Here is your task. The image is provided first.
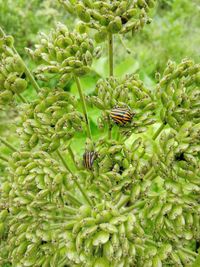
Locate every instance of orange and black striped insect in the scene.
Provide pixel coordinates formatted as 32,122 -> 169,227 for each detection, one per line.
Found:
110,106 -> 133,126
83,151 -> 98,170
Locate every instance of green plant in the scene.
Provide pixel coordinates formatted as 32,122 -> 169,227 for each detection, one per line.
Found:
0,1 -> 200,266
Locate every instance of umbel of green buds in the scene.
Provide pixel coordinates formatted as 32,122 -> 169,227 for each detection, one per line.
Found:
0,1 -> 200,266
158,59 -> 200,130
28,23 -> 100,85
0,149 -> 179,266
18,87 -> 83,152
0,53 -> 28,104
88,74 -> 157,135
0,33 -> 14,52
59,0 -> 156,41
143,125 -> 200,243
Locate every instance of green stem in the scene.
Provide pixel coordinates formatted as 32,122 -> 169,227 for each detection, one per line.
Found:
13,46 -> 40,93
68,145 -> 77,167
108,33 -> 114,76
0,155 -> 9,162
107,33 -> 114,138
0,26 -> 40,93
143,168 -> 156,180
16,93 -> 27,103
180,248 -> 198,257
139,123 -> 166,160
152,123 -> 165,141
119,35 -> 131,54
0,137 -> 17,152
107,115 -> 112,139
74,76 -> 92,140
56,150 -> 92,206
56,150 -> 71,173
121,200 -> 146,214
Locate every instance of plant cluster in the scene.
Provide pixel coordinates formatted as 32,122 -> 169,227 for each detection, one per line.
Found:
0,1 -> 200,267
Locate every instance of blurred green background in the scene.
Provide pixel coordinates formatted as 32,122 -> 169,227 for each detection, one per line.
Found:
0,0 -> 199,77
0,0 -> 199,173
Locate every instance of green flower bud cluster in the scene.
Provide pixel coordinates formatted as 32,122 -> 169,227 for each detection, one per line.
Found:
0,149 -> 175,267
0,150 -> 78,266
88,74 -> 157,134
0,35 -> 14,53
0,53 -> 28,104
18,87 -> 83,152
78,137 -> 151,201
138,126 -> 200,249
154,122 -> 200,178
28,23 -> 98,84
158,59 -> 200,130
59,0 -> 156,39
0,3 -> 200,266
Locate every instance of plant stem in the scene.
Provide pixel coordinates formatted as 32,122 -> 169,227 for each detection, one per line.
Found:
0,26 -> 40,93
119,35 -> 131,54
108,33 -> 114,76
139,123 -> 166,160
67,145 -> 77,167
107,33 -> 114,138
0,137 -> 17,152
143,168 -> 156,180
107,115 -> 112,139
180,247 -> 198,257
13,46 -> 40,93
56,150 -> 71,173
74,76 -> 92,140
16,93 -> 27,103
0,155 -> 9,162
56,150 -> 92,206
152,123 -> 165,141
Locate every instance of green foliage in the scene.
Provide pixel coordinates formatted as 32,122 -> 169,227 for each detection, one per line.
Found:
0,0 -> 71,56
123,0 -> 200,79
0,0 -> 199,267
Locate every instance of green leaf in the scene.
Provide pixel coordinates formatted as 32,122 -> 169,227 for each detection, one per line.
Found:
115,58 -> 139,77
192,254 -> 200,267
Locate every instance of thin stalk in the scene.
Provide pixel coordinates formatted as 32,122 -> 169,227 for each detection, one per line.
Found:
119,35 -> 131,54
0,155 -> 9,162
65,191 -> 83,206
121,200 -> 145,214
16,93 -> 27,103
107,115 -> 112,139
116,128 -> 120,141
67,145 -> 77,167
152,123 -> 165,141
0,137 -> 17,152
108,33 -> 114,138
0,26 -> 40,93
138,123 -> 166,160
56,150 -> 92,206
108,33 -> 114,76
13,46 -> 40,93
56,150 -> 71,173
74,76 -> 92,140
180,248 -> 198,257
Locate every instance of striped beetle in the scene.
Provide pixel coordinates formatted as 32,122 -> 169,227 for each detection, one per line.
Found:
110,106 -> 133,126
83,151 -> 98,170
